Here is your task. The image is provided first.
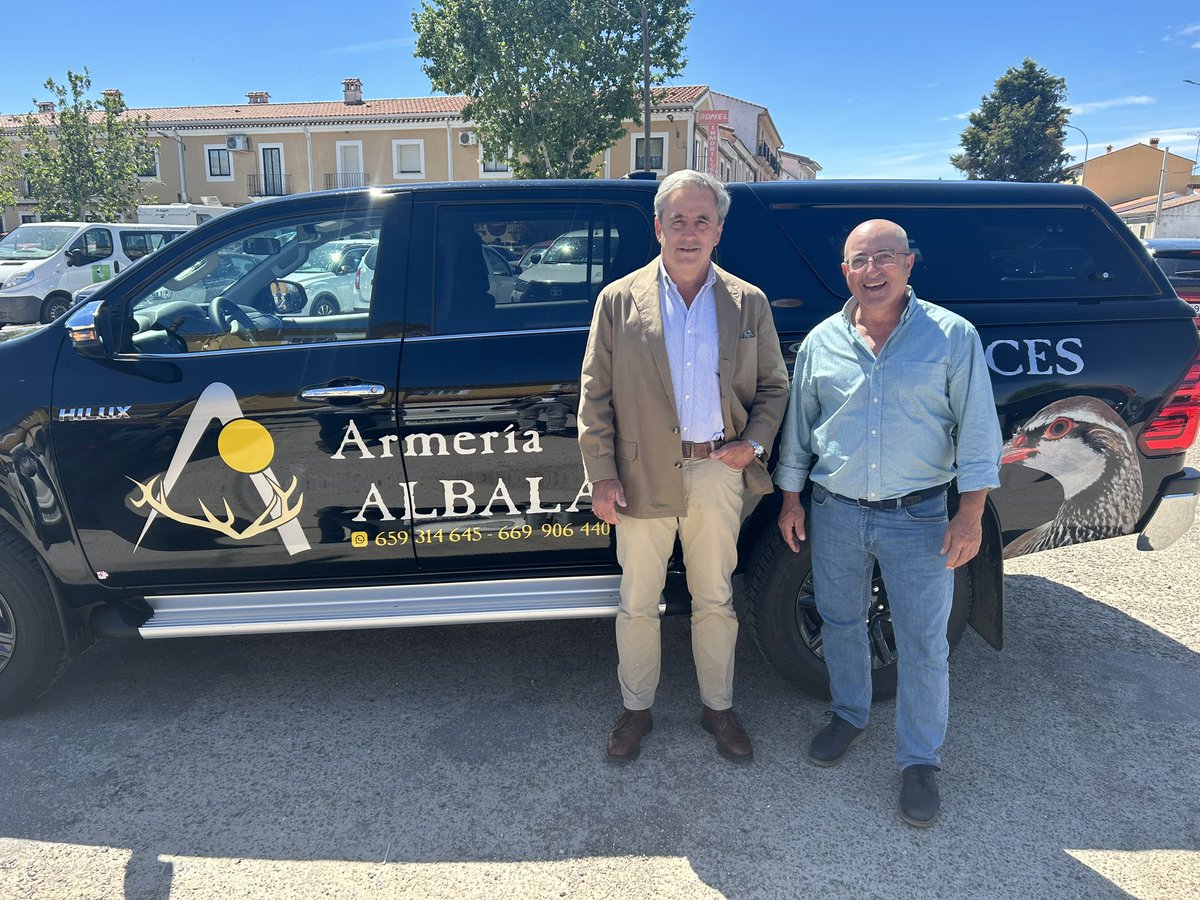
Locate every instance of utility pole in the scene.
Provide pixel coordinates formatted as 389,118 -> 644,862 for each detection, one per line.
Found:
1153,143 -> 1169,236
1064,123 -> 1089,186
641,1 -> 651,172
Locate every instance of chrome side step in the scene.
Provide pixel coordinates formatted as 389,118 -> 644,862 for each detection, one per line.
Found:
138,574 -> 637,638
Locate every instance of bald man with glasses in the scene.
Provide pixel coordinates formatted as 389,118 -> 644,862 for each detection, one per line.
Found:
774,219 -> 1002,827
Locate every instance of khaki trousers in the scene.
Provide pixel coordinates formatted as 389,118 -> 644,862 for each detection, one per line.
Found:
614,457 -> 744,711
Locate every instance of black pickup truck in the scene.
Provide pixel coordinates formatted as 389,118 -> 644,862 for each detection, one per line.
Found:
1,179 -> 1196,715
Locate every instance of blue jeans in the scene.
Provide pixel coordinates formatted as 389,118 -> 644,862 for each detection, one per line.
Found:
810,482 -> 953,770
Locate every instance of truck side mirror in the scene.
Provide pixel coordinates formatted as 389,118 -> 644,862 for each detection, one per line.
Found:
64,300 -> 110,358
269,279 -> 308,314
65,248 -> 85,267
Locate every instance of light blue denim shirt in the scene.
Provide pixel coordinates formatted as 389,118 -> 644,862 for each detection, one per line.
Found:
774,289 -> 1002,500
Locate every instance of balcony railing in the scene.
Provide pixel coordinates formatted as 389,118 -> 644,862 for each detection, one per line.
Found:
247,173 -> 292,197
324,172 -> 372,190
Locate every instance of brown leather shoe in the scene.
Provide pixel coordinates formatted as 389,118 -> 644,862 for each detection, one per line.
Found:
607,708 -> 653,763
701,705 -> 753,762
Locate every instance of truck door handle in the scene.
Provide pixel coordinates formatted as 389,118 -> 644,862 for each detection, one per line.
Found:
299,383 -> 387,401
113,261 -> 120,274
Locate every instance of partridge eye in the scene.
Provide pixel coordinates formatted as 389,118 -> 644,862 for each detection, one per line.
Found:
1044,417 -> 1073,439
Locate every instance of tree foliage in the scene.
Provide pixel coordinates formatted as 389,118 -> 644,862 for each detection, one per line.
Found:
11,69 -> 157,221
0,136 -> 17,211
413,0 -> 692,179
950,59 -> 1072,183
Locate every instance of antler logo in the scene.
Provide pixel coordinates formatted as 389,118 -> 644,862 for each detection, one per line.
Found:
129,382 -> 311,555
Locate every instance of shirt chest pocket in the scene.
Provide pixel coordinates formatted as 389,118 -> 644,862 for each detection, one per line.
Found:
896,361 -> 949,418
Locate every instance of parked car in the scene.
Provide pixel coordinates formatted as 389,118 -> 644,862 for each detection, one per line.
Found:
0,222 -> 189,324
516,239 -> 553,271
289,239 -> 376,316
353,244 -> 377,311
1145,238 -> 1200,323
511,229 -> 616,303
1,179 -> 1197,717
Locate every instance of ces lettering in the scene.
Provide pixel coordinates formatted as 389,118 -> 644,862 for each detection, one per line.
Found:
985,338 -> 1084,377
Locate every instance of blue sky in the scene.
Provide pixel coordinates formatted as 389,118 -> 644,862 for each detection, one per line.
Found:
4,0 -> 1199,179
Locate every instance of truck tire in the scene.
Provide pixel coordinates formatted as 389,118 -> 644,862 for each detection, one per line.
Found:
310,294 -> 339,317
0,533 -> 69,717
40,293 -> 74,324
745,526 -> 972,701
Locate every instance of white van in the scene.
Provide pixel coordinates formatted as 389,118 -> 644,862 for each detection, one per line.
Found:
0,222 -> 190,324
136,202 -> 232,227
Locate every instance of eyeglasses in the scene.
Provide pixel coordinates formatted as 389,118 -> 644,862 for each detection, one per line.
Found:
844,250 -> 910,271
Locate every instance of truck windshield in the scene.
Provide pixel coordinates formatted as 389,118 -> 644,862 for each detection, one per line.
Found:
0,224 -> 79,261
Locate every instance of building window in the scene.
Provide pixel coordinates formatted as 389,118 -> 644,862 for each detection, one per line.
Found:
205,146 -> 234,182
392,139 -> 424,179
480,148 -> 513,179
633,136 -> 664,171
138,148 -> 161,181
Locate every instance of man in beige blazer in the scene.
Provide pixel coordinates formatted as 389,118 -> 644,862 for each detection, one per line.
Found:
578,170 -> 788,763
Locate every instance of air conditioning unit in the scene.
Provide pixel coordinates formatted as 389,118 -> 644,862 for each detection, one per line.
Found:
458,131 -> 478,146
226,134 -> 251,152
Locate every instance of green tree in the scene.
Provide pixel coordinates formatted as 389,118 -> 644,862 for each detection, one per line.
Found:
0,136 -> 18,211
413,0 -> 692,179
950,58 -> 1072,182
14,69 -> 157,220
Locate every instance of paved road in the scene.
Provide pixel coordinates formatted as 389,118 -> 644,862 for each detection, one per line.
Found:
1,449 -> 1197,899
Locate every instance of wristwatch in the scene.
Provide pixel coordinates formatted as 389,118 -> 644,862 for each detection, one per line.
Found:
747,439 -> 765,459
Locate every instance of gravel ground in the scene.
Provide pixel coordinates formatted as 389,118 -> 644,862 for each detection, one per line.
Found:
0,448 -> 1196,899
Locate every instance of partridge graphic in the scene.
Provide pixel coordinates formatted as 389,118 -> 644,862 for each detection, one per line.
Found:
1001,397 -> 1143,559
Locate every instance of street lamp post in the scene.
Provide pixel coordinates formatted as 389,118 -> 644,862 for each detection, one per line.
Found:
1064,123 -> 1089,186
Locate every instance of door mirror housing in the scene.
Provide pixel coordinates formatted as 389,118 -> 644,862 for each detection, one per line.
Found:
65,248 -> 85,267
65,300 -> 112,358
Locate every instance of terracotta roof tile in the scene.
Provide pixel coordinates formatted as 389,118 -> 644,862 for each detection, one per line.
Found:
1,85 -> 710,129
1111,191 -> 1200,214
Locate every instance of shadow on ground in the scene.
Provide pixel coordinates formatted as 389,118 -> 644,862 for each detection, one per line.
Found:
1,573 -> 1196,898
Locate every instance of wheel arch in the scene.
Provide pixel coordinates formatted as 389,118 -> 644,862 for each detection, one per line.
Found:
40,290 -> 75,322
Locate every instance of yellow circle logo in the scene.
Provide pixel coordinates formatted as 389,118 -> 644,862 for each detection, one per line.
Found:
217,418 -> 275,474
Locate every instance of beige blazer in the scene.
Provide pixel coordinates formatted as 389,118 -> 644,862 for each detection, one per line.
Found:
578,258 -> 789,518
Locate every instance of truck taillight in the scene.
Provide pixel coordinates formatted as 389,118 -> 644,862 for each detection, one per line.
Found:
1138,352 -> 1200,456
355,268 -> 361,291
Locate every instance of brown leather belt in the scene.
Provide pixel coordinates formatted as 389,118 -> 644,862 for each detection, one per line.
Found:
681,439 -> 726,459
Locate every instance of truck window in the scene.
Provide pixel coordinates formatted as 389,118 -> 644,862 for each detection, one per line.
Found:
432,203 -> 652,335
123,211 -> 384,354
767,205 -> 1160,302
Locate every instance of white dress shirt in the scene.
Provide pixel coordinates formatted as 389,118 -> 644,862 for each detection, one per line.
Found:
659,260 -> 724,443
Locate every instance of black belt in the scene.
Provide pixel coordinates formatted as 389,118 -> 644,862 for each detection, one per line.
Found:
828,483 -> 948,511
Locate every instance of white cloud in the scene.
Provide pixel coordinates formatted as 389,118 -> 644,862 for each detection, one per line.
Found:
1069,95 -> 1155,115
1163,22 -> 1200,43
322,37 -> 413,54
937,109 -> 974,122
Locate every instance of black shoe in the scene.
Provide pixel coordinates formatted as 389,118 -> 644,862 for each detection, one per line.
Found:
899,764 -> 941,827
806,713 -> 866,767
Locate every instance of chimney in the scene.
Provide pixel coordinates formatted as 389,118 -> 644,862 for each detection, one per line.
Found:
102,89 -> 122,103
343,78 -> 363,105
1149,137 -> 1160,148
246,91 -> 270,105
36,101 -> 55,114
